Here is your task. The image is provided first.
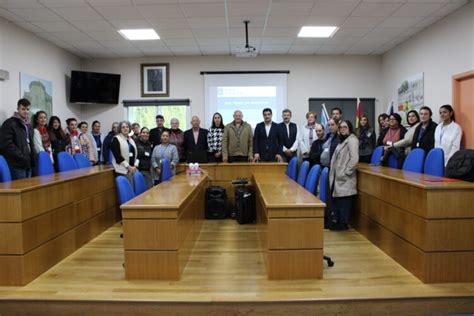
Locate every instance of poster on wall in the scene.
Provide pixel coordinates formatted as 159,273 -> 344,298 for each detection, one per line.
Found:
397,72 -> 424,125
20,72 -> 53,119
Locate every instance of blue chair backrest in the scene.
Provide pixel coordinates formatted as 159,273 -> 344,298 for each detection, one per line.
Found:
37,151 -> 54,176
74,153 -> 92,169
161,158 -> 172,182
297,160 -> 310,186
108,150 -> 113,165
387,153 -> 399,169
0,155 -> 12,182
133,171 -> 147,196
402,148 -> 425,173
57,152 -> 78,172
370,146 -> 384,165
424,148 -> 444,177
318,167 -> 329,203
286,156 -> 298,180
305,164 -> 321,195
115,176 -> 135,205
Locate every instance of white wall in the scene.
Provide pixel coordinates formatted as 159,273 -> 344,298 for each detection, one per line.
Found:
382,1 -> 474,123
82,55 -> 383,130
0,17 -> 81,123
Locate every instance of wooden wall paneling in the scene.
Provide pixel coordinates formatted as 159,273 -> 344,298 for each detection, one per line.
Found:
0,194 -> 22,222
124,251 -> 179,280
267,250 -> 323,280
268,218 -> 323,249
123,219 -> 178,250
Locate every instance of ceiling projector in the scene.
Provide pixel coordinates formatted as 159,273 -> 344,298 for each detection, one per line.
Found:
235,20 -> 257,58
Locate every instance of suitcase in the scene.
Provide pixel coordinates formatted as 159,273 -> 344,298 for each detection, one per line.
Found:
205,186 -> 227,219
235,187 -> 256,224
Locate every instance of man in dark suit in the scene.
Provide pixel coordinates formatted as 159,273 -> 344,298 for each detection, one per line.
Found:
184,115 -> 209,163
149,115 -> 168,147
277,108 -> 299,162
253,108 -> 283,162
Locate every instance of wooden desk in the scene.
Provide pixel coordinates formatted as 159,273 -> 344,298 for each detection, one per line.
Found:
254,173 -> 325,279
0,166 -> 119,285
353,163 -> 474,283
121,173 -> 207,280
122,163 -> 324,280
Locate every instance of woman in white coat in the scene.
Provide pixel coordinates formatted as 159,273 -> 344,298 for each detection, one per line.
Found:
434,104 -> 462,166
328,120 -> 359,231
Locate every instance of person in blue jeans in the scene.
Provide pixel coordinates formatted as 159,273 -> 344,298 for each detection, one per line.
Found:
0,98 -> 36,180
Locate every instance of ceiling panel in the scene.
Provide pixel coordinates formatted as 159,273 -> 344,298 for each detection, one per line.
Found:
0,0 -> 468,58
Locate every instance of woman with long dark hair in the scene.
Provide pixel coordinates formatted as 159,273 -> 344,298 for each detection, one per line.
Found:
32,111 -> 53,161
393,110 -> 420,155
135,127 -> 153,188
207,112 -> 225,162
47,116 -> 69,171
328,120 -> 359,231
434,104 -> 462,165
356,115 -> 375,163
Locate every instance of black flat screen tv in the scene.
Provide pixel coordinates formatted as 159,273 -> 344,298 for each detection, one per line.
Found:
70,70 -> 121,104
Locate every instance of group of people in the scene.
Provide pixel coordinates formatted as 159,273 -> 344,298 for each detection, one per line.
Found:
0,98 -> 464,232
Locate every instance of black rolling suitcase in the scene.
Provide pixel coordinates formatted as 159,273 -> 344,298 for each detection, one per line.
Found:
205,186 -> 227,219
235,187 -> 256,224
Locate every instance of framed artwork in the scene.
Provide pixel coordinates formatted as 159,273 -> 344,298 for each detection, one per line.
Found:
141,63 -> 169,97
20,72 -> 53,118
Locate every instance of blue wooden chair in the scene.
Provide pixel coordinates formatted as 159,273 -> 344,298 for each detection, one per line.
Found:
318,167 -> 329,203
0,155 -> 12,182
286,156 -> 298,180
370,146 -> 384,165
297,160 -> 310,186
37,151 -> 54,176
161,158 -> 172,182
402,148 -> 425,173
57,152 -> 78,172
304,164 -> 321,195
115,176 -> 135,205
74,153 -> 92,169
424,148 -> 444,177
133,171 -> 148,196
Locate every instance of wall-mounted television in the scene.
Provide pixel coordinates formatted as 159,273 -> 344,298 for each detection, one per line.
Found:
69,70 -> 121,104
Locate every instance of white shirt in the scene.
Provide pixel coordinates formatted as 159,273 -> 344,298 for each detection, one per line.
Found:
264,123 -> 272,137
434,121 -> 462,166
282,122 -> 299,152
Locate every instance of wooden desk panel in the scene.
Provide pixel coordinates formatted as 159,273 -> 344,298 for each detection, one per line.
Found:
0,166 -> 119,286
355,164 -> 474,283
122,173 -> 206,280
253,173 -> 325,280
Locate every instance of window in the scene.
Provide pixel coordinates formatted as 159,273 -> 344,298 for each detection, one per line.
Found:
124,99 -> 190,130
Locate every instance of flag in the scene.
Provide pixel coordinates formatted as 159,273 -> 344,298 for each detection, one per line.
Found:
355,98 -> 363,128
321,103 -> 330,128
386,101 -> 394,115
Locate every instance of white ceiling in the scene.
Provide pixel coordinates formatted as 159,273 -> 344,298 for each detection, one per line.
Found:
0,0 -> 470,58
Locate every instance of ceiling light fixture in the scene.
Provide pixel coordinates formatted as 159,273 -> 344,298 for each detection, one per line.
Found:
298,26 -> 338,38
118,29 -> 160,40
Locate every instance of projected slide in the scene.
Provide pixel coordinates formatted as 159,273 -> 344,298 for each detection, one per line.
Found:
217,86 -> 277,127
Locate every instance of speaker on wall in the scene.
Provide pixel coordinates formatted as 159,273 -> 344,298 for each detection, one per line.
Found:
206,186 -> 227,219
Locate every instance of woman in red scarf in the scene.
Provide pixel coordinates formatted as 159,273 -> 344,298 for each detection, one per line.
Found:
32,111 -> 53,162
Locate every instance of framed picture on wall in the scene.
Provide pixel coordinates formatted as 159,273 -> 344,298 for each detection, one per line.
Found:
140,63 -> 169,97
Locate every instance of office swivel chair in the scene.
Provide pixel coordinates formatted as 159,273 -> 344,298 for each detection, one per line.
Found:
318,167 -> 334,267
133,171 -> 148,196
57,152 -> 78,172
304,164 -> 321,195
73,153 -> 92,169
402,148 -> 425,173
297,160 -> 310,186
370,146 -> 384,165
286,156 -> 298,181
116,176 -> 136,239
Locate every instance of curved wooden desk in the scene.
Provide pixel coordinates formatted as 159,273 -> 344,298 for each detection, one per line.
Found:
121,163 -> 325,280
354,163 -> 474,283
0,166 -> 119,285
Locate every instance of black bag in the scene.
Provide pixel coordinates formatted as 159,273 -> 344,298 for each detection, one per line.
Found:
205,186 -> 227,219
445,149 -> 474,182
235,188 -> 256,224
